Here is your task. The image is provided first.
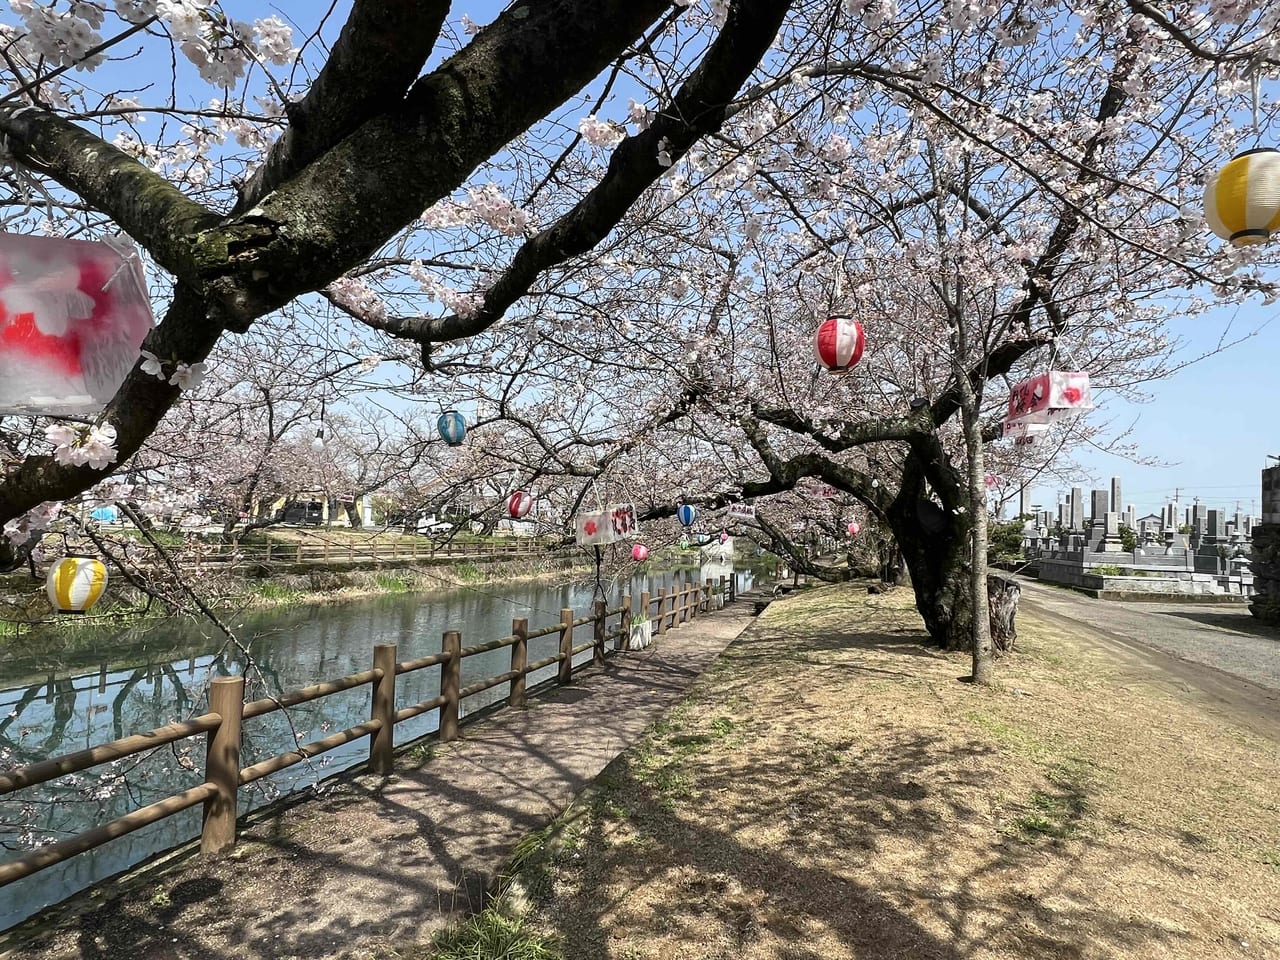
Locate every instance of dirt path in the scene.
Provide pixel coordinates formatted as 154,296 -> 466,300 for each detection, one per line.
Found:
3,606 -> 756,960
1017,578 -> 1280,740
517,584 -> 1280,960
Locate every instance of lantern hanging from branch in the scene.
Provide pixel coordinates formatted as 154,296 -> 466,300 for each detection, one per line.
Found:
631,543 -> 650,562
46,555 -> 107,614
813,316 -> 866,372
847,521 -> 861,536
437,410 -> 466,447
719,532 -> 729,544
1005,371 -> 1093,425
677,504 -> 697,527
0,233 -> 155,416
507,490 -> 533,519
1203,148 -> 1280,247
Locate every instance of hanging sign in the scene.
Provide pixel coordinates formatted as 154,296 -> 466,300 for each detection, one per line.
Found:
1001,418 -> 1050,447
728,503 -> 756,521
803,482 -> 840,500
1006,371 -> 1093,424
609,502 -> 637,536
0,233 -> 155,416
575,510 -> 617,546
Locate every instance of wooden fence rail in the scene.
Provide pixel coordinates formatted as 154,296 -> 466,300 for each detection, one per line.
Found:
193,538 -> 560,567
0,574 -> 732,890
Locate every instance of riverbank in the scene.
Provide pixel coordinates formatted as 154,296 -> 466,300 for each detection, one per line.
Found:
491,581 -> 1280,960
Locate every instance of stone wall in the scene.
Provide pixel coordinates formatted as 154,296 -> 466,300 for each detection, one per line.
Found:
1250,523 -> 1280,622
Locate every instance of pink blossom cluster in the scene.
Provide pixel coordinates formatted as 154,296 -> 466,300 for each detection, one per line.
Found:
46,422 -> 119,469
2,499 -> 61,547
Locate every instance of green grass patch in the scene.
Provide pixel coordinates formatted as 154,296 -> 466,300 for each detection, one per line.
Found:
453,562 -> 483,583
251,581 -> 304,602
427,908 -> 561,960
374,573 -> 412,593
1007,786 -> 1089,842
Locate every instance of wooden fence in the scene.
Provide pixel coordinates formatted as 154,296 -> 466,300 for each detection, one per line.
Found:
197,538 -> 555,567
0,575 -> 734,891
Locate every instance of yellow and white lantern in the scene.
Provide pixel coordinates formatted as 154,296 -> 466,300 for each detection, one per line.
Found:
1203,148 -> 1280,246
46,556 -> 108,613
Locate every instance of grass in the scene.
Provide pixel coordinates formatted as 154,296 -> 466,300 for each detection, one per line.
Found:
512,582 -> 1280,960
426,910 -> 560,960
374,573 -> 412,593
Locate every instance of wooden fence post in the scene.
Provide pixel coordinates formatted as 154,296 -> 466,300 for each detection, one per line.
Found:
295,543 -> 303,562
681,582 -> 690,624
706,578 -> 715,612
440,631 -> 461,742
719,576 -> 727,609
510,618 -> 528,707
369,643 -> 397,775
202,675 -> 244,855
656,588 -> 668,635
559,607 -> 574,684
593,599 -> 607,665
639,591 -> 650,635
619,594 -> 632,652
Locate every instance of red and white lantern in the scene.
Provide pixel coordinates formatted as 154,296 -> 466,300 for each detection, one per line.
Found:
507,490 -> 533,519
847,521 -> 861,536
631,543 -> 650,562
1005,371 -> 1093,424
813,316 -> 866,372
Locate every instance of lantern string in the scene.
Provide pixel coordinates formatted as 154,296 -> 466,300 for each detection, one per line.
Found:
1250,64 -> 1261,142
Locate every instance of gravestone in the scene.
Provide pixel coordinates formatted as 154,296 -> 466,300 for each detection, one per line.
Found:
1110,477 -> 1123,516
1091,489 -> 1109,521
1070,486 -> 1084,531
1206,509 -> 1224,542
1097,512 -> 1124,551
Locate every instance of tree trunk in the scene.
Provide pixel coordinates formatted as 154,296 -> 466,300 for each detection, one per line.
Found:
887,493 -> 973,650
344,501 -> 363,528
987,573 -> 1020,654
961,401 -> 995,684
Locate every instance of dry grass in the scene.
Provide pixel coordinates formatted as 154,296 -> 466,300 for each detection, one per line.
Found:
520,583 -> 1280,959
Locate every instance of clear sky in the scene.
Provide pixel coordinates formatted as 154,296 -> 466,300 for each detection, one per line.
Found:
1027,301 -> 1280,520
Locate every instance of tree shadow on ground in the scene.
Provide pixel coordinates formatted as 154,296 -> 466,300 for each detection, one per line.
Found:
533,619 -> 1191,960
1154,609 -> 1280,641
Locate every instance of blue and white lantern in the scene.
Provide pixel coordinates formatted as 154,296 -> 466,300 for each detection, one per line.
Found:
438,410 -> 467,447
676,503 -> 697,527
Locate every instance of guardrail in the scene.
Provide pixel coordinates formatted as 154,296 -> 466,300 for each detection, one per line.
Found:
0,575 -> 734,890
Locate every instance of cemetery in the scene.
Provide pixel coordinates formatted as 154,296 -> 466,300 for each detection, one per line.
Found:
1021,476 -> 1256,600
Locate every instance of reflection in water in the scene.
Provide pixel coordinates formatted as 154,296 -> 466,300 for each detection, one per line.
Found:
0,563 -> 752,929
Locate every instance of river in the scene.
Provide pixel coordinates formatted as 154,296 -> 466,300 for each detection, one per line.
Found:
0,560 -> 754,930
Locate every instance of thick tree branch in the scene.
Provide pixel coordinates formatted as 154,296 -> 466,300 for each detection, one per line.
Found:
0,104 -> 220,280
358,0 -> 796,344
235,0 -> 451,211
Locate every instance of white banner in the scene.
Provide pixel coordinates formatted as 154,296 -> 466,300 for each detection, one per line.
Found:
728,503 -> 756,520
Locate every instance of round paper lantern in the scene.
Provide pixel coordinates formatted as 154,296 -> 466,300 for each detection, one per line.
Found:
46,555 -> 107,613
813,316 -> 866,372
631,543 -> 650,562
676,504 -> 697,527
1204,148 -> 1280,246
507,490 -> 533,519
719,533 -> 729,544
847,521 -> 861,536
437,410 -> 467,447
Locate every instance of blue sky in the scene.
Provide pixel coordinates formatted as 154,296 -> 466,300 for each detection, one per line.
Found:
1027,301 -> 1280,519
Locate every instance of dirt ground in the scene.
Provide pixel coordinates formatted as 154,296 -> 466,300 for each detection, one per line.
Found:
521,583 -> 1280,959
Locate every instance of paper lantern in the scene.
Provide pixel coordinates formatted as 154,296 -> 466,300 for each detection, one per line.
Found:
813,316 -> 865,372
1005,371 -> 1093,425
631,543 -> 650,562
677,504 -> 697,527
0,232 -> 154,416
437,410 -> 466,446
847,521 -> 861,536
46,555 -> 107,613
719,533 -> 729,544
1203,148 -> 1280,247
507,490 -> 533,519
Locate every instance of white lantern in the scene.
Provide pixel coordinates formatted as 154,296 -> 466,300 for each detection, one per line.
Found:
1203,148 -> 1280,247
46,555 -> 108,613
